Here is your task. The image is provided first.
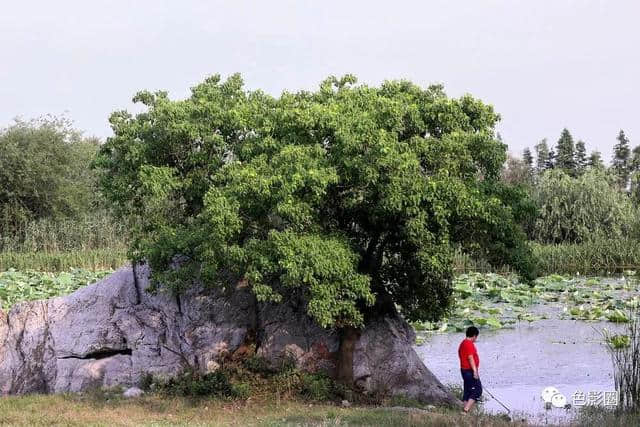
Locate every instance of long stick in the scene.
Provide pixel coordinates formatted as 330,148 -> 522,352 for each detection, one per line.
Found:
483,386 -> 511,413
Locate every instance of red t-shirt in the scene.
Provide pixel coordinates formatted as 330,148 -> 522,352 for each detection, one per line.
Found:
458,339 -> 479,370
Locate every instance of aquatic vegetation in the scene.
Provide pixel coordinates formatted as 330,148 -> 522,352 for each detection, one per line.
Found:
607,334 -> 630,349
412,272 -> 640,335
0,269 -> 110,310
607,309 -> 630,323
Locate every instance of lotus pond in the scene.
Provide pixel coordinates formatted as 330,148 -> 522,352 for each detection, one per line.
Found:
412,272 -> 640,337
2,268 -> 638,424
0,268 -> 110,310
415,273 -> 640,424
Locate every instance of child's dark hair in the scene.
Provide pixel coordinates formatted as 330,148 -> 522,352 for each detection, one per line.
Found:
466,326 -> 479,337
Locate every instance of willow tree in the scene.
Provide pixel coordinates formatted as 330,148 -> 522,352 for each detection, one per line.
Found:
96,74 -> 535,383
532,169 -> 636,243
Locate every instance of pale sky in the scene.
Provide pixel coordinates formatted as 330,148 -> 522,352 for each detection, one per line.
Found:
1,0 -> 638,159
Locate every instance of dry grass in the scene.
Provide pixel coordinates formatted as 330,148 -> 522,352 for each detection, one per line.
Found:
0,393 -> 522,427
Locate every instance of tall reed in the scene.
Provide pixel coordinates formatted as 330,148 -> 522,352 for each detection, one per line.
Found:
532,238 -> 640,275
0,212 -> 128,271
0,249 -> 127,271
0,212 -> 126,252
603,309 -> 640,412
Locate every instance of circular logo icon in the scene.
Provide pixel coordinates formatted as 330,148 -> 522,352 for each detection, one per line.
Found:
541,386 -> 567,408
551,392 -> 567,408
541,386 -> 559,403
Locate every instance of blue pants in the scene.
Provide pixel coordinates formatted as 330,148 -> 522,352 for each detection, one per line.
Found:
461,369 -> 483,401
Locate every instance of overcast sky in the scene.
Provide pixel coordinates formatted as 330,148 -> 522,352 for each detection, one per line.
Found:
1,0 -> 638,159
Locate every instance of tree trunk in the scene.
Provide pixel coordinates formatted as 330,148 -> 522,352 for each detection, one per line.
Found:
336,325 -> 360,385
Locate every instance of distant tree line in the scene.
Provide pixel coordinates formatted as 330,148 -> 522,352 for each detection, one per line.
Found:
503,129 -> 640,244
512,128 -> 640,190
2,113 -> 639,256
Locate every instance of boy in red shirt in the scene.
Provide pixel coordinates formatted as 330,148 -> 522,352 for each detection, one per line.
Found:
458,326 -> 482,413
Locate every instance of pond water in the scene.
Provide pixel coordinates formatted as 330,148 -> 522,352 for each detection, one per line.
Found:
415,278 -> 633,426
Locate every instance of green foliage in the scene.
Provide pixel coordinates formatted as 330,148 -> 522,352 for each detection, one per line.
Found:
96,73 -> 535,327
534,139 -> 551,173
555,128 -> 576,175
413,272 -> 640,334
501,155 -> 532,185
299,372 -> 334,401
0,117 -> 101,231
231,382 -> 251,399
631,172 -> 640,207
243,355 -> 275,376
532,168 -> 638,243
0,212 -> 127,252
575,140 -> 587,173
522,148 -> 534,170
389,393 -> 429,409
612,129 -> 631,189
0,249 -> 126,272
603,309 -> 640,411
630,146 -> 640,206
0,269 -> 110,310
531,238 -> 640,275
153,370 -> 236,398
588,150 -> 604,169
607,309 -> 630,323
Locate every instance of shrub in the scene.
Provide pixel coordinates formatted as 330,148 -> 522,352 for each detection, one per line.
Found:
532,169 -> 638,244
154,370 -> 235,398
231,382 -> 251,399
243,355 -> 271,375
299,373 -> 333,401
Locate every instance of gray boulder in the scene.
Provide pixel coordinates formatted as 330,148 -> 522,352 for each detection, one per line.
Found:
0,265 -> 458,406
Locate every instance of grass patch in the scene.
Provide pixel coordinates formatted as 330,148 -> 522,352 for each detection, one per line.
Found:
454,238 -> 640,276
0,393 -> 522,427
0,213 -> 127,253
531,238 -> 640,275
575,405 -> 640,427
0,249 -> 127,272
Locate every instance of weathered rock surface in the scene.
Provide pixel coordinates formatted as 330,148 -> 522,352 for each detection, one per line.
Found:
0,265 -> 458,406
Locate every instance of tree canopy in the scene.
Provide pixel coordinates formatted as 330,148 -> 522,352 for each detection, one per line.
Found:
555,128 -> 576,175
96,74 -> 535,332
0,117 -> 100,230
532,168 -> 637,244
612,130 -> 631,189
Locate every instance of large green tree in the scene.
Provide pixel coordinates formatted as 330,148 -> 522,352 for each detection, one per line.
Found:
96,74 -> 535,382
